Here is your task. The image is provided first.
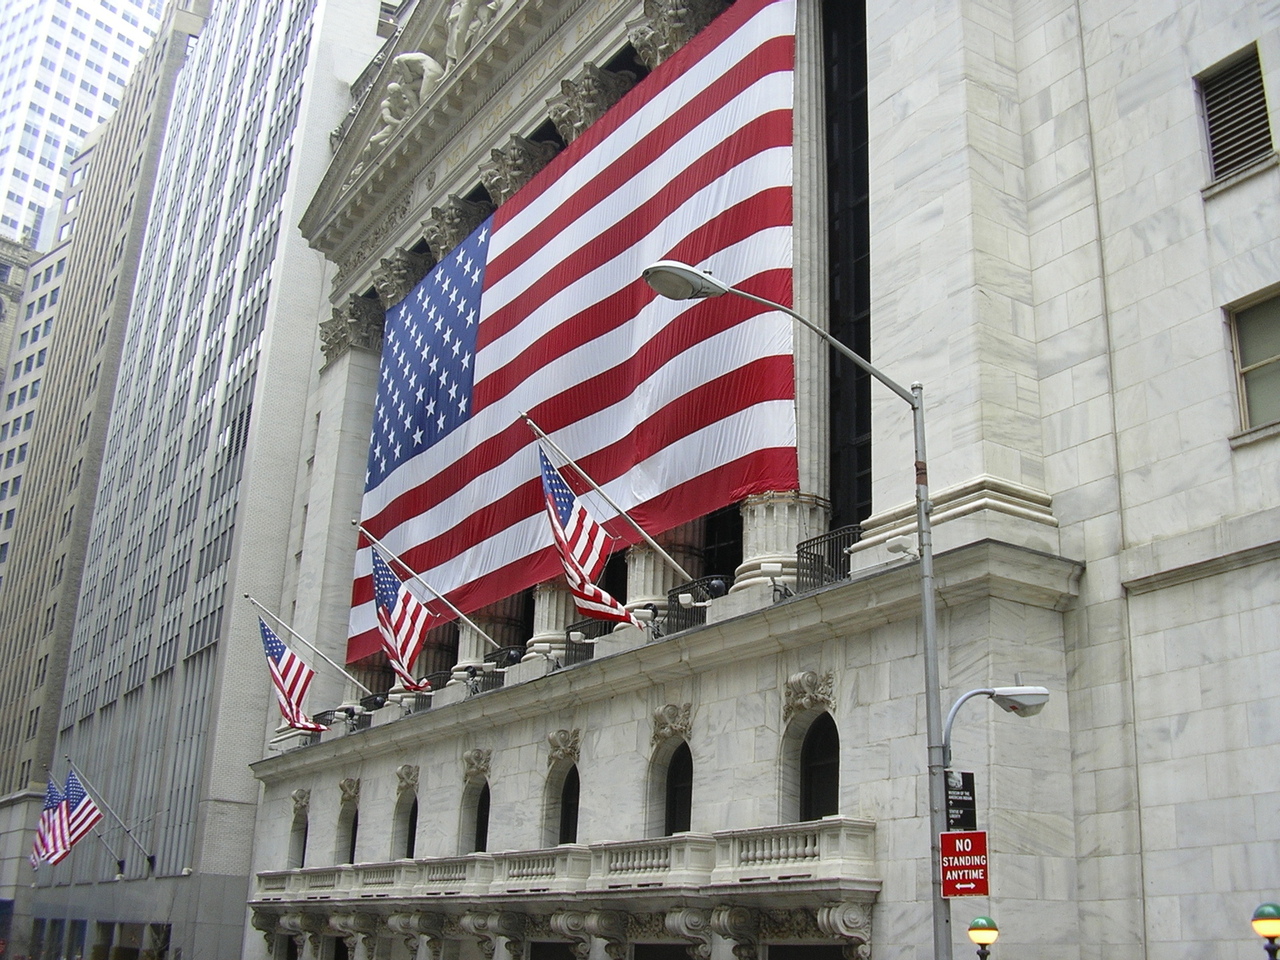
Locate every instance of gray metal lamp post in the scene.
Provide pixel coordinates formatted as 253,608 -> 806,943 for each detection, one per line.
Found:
642,259 -> 953,960
943,686 -> 1051,766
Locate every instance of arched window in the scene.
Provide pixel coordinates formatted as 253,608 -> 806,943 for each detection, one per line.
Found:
474,783 -> 490,852
336,806 -> 359,864
799,712 -> 839,820
664,742 -> 693,835
287,811 -> 307,869
392,795 -> 418,859
558,766 -> 580,844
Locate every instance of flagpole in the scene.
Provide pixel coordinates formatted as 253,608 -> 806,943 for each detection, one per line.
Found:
244,595 -> 375,695
520,413 -> 694,582
87,828 -> 126,876
352,522 -> 502,650
64,757 -> 155,871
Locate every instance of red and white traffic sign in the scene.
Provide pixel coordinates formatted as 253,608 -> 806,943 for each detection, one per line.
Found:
940,830 -> 989,897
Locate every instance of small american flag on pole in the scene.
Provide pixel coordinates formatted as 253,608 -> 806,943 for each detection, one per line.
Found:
259,619 -> 328,732
30,778 -> 68,868
539,447 -> 640,627
372,548 -> 435,691
63,769 -> 103,851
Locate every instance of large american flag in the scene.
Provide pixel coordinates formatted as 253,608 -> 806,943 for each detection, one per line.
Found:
539,447 -> 640,627
372,547 -> 436,690
30,778 -> 68,868
259,619 -> 328,732
349,0 -> 798,659
63,769 -> 103,850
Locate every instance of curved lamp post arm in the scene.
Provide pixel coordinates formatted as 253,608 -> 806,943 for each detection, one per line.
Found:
944,686 -> 1052,767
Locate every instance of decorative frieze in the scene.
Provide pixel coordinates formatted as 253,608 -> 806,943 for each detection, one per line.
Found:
319,294 -> 385,367
479,134 -> 561,205
783,671 -> 835,724
652,702 -> 692,746
547,728 -> 581,766
626,913 -> 667,941
463,747 -> 492,783
374,246 -> 435,308
335,193 -> 413,285
423,195 -> 497,262
547,63 -> 636,144
627,0 -> 729,69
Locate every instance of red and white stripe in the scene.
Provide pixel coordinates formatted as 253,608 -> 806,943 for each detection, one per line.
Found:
349,0 -> 796,659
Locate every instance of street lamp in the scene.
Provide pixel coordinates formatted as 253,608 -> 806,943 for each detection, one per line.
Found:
642,259 -> 952,960
943,686 -> 1051,767
967,917 -> 998,959
1253,903 -> 1280,959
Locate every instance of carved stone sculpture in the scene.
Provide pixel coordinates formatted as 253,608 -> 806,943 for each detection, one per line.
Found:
279,912 -> 326,958
463,747 -> 492,783
374,246 -> 434,308
319,294 -> 385,366
390,50 -> 446,109
665,907 -> 712,960
445,0 -> 503,67
339,777 -> 361,805
329,913 -> 377,958
423,195 -> 496,263
460,910 -> 525,960
396,763 -> 420,795
547,728 -> 581,766
479,135 -> 560,204
652,702 -> 692,746
628,0 -> 729,69
783,670 -> 835,723
817,901 -> 873,960
388,912 -> 445,958
250,908 -> 280,948
547,63 -> 636,144
711,906 -> 759,960
290,788 -> 310,815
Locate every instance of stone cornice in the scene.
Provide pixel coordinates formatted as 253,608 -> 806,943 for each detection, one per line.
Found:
251,539 -> 1082,782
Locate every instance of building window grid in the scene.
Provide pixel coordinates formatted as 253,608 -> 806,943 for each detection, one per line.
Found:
1232,294 -> 1280,430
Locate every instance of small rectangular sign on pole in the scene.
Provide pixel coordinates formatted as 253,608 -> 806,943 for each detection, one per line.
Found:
946,771 -> 977,830
940,830 -> 989,897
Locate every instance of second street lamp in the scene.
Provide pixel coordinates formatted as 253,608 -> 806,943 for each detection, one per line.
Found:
642,259 -> 954,960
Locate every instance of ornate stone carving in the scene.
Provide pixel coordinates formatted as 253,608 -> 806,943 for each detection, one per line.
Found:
423,195 -> 496,262
463,747 -> 492,783
758,909 -> 820,941
817,902 -> 872,960
290,788 -> 310,815
445,0 -> 504,67
250,908 -> 279,948
339,777 -> 361,805
652,702 -> 692,746
460,910 -> 526,960
320,294 -> 385,366
388,912 -> 445,957
279,912 -> 326,957
374,246 -> 435,308
585,910 -> 630,960
628,0 -> 729,69
547,728 -> 581,766
626,913 -> 667,941
711,906 -> 759,960
337,193 -> 413,284
479,135 -> 561,205
665,907 -> 712,960
547,63 -> 636,144
396,763 -> 420,795
550,910 -> 592,960
391,51 -> 446,110
329,913 -> 378,957
784,670 -> 835,723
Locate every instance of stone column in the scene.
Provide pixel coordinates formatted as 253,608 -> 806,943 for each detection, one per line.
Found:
527,579 -> 575,661
450,594 -> 525,683
625,520 -> 704,619
734,491 -> 829,592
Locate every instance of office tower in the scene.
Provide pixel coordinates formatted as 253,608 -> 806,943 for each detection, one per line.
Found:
0,0 -> 162,250
242,0 -> 1280,959
15,0 -> 386,950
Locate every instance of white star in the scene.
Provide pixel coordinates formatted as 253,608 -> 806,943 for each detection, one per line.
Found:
455,246 -> 466,264
429,355 -> 439,373
416,386 -> 425,403
451,338 -> 462,356
461,353 -> 471,370
426,397 -> 436,415
438,412 -> 446,430
458,395 -> 468,414
448,381 -> 458,400
439,369 -> 449,387
467,309 -> 477,326
413,428 -> 424,445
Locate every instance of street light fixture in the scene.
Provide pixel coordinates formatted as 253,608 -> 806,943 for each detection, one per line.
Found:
943,686 -> 1051,767
642,259 -> 952,960
1253,903 -> 1280,959
967,917 -> 998,959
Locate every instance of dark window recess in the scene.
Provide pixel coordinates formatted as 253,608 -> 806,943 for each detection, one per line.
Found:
405,798 -> 418,858
824,0 -> 871,529
528,118 -> 567,151
800,712 -> 840,820
634,947 -> 693,960
602,43 -> 650,86
464,183 -> 495,207
602,550 -> 628,607
558,766 -> 580,844
702,503 -> 742,578
769,946 -> 846,960
531,944 -> 580,960
1202,48 -> 1274,181
346,810 -> 359,864
474,782 -> 491,852
664,742 -> 693,835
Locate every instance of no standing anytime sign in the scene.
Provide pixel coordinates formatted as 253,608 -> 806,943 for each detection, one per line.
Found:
940,830 -> 989,897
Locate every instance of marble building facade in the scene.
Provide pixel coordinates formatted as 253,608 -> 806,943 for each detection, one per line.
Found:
245,1 -> 1280,960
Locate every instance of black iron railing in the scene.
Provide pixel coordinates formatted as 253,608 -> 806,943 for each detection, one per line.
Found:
796,525 -> 862,593
405,691 -> 432,714
423,670 -> 453,692
664,574 -> 732,635
484,645 -> 525,669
